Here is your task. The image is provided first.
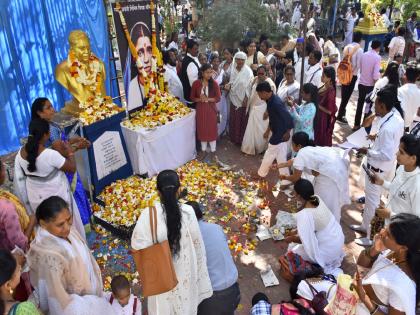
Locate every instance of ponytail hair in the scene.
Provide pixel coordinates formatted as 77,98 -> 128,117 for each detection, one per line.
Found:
376,84 -> 404,119
323,66 -> 336,90
302,83 -> 318,108
157,170 -> 182,257
25,118 -> 50,172
294,179 -> 319,206
292,132 -> 316,148
389,213 -> 420,302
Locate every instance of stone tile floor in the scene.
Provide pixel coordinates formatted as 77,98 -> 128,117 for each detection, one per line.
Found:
0,89 -> 374,314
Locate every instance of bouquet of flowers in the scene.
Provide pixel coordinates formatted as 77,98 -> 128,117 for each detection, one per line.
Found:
79,96 -> 124,125
122,91 -> 191,130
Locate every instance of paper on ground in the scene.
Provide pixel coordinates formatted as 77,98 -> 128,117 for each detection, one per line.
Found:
256,224 -> 272,241
338,127 -> 371,149
260,266 -> 280,287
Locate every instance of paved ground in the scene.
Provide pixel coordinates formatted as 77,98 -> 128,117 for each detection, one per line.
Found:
215,87 -> 365,313
0,88 -> 369,314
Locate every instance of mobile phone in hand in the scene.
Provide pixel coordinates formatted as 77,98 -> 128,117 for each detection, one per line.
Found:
362,164 -> 375,181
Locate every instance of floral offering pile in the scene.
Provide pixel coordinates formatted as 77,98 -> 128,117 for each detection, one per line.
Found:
93,160 -> 267,255
122,91 -> 191,130
79,96 -> 124,125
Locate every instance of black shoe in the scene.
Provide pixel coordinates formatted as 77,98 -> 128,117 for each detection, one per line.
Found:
336,117 -> 348,124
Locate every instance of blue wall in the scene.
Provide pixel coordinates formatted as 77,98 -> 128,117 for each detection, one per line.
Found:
0,0 -> 117,155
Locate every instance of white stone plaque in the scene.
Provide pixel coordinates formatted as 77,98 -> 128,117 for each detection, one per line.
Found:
93,131 -> 127,180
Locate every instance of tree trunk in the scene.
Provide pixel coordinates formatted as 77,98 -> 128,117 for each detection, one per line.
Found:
190,0 -> 199,28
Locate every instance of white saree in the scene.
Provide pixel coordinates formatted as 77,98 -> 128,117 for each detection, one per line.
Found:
131,202 -> 212,315
293,146 -> 351,222
28,228 -> 114,315
289,197 -> 345,274
228,63 -> 254,109
241,77 -> 275,155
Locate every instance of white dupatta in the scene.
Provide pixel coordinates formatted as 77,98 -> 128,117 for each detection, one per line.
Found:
228,60 -> 254,109
28,228 -> 113,315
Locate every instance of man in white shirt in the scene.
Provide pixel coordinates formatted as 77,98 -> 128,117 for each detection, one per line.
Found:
398,66 -> 420,131
291,3 -> 301,30
304,50 -> 323,88
381,8 -> 392,28
344,7 -> 357,46
163,49 -> 185,103
351,86 -> 404,246
294,38 -> 309,84
388,27 -> 406,61
337,32 -> 363,124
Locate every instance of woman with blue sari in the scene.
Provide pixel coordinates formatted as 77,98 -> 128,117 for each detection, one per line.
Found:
30,98 -> 91,227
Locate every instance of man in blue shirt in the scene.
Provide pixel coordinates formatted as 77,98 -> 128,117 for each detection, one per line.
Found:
188,201 -> 240,315
256,81 -> 294,181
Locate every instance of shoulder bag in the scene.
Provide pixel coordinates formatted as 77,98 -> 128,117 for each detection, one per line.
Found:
131,206 -> 178,297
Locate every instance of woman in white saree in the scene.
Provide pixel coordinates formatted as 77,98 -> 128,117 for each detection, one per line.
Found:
131,170 -> 212,315
13,119 -> 85,238
276,132 -> 350,222
241,65 -> 275,155
285,179 -> 344,275
27,196 -> 114,315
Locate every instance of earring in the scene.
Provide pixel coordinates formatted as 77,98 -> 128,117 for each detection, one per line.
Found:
9,288 -> 14,295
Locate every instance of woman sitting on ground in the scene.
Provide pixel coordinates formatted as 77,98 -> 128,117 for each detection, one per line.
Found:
0,249 -> 41,314
275,132 -> 350,222
353,213 -> 420,314
27,196 -> 114,315
279,179 -> 344,282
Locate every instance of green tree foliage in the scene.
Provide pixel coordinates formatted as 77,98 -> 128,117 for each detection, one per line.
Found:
197,0 -> 285,47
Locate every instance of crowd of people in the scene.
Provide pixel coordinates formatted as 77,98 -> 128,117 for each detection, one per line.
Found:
1,2 -> 420,315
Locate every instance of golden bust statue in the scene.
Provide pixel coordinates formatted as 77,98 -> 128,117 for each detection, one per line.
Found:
55,30 -> 107,116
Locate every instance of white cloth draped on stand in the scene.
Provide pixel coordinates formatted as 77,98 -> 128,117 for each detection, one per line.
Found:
289,197 -> 345,274
121,111 -> 196,176
293,146 -> 351,222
